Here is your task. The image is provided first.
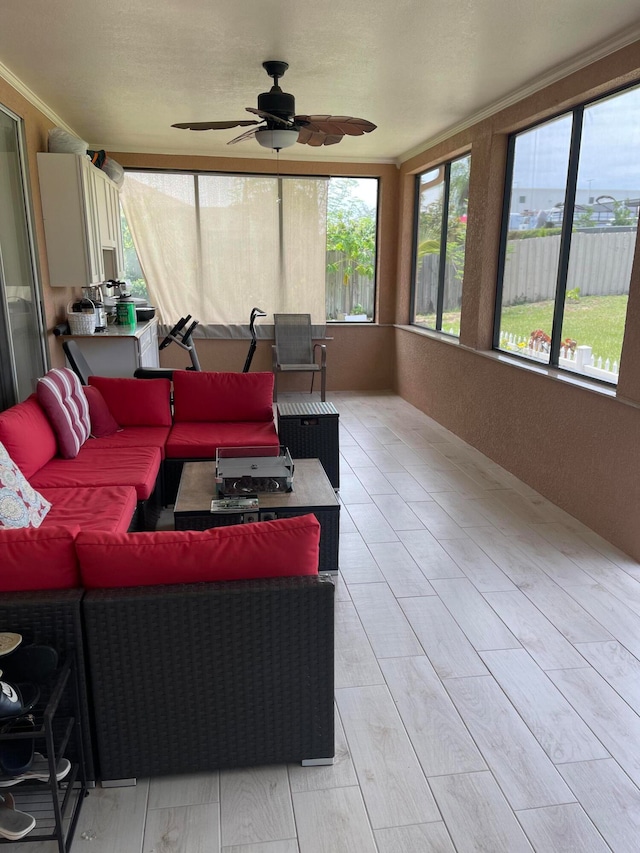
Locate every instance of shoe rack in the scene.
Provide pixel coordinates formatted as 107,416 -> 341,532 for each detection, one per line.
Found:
0,655 -> 88,851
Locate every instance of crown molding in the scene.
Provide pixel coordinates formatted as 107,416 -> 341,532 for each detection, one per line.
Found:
0,60 -> 77,135
397,27 -> 640,166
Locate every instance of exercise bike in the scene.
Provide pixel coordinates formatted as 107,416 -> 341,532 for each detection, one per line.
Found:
242,307 -> 267,372
134,308 -> 266,379
134,315 -> 200,379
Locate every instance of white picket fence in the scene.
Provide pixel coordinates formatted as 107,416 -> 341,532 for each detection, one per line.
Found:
499,331 -> 619,383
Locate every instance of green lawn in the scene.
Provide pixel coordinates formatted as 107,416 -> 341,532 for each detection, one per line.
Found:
500,294 -> 628,365
414,294 -> 628,365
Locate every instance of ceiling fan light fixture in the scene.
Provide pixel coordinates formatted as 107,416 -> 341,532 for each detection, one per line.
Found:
255,128 -> 299,150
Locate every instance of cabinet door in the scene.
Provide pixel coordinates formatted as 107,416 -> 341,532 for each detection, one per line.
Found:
138,321 -> 160,367
94,172 -> 114,248
80,159 -> 104,284
109,183 -> 125,277
37,152 -> 104,287
95,173 -> 124,276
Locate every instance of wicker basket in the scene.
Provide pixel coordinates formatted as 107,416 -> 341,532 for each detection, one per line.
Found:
67,300 -> 96,335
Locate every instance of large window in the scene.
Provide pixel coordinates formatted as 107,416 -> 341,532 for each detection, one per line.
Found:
412,154 -> 470,335
495,84 -> 640,385
326,178 -> 378,323
120,172 -> 378,327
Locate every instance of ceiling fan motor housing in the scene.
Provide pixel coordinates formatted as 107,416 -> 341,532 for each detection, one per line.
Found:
258,88 -> 295,123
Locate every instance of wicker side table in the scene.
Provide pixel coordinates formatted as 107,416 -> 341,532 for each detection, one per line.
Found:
277,402 -> 340,489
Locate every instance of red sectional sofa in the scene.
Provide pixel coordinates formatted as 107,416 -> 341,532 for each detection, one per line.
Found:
0,370 -> 280,537
0,369 -> 334,783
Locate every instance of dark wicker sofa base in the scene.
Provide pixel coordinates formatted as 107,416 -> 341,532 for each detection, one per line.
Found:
83,575 -> 335,782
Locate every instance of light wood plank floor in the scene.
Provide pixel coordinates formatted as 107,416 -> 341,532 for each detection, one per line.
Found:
9,391 -> 640,852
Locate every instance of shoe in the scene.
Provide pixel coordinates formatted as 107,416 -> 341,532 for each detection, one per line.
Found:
0,634 -> 21,657
0,679 -> 40,720
0,645 -> 58,684
0,792 -> 35,841
0,715 -> 35,776
0,752 -> 71,786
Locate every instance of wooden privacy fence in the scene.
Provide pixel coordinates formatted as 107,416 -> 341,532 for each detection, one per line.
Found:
501,229 -> 636,306
414,255 -> 463,314
325,251 -> 375,319
413,228 -> 636,313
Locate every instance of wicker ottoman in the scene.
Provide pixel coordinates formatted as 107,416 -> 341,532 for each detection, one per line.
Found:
277,401 -> 340,489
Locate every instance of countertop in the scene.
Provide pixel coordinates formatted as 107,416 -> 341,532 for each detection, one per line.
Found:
62,317 -> 157,340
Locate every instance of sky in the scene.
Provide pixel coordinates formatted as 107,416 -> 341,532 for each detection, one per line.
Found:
513,83 -> 640,192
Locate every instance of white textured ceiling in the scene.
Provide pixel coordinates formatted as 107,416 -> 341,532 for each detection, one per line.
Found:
2,0 -> 640,164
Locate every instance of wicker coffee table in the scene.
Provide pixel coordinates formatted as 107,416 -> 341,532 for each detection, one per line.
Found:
174,458 -> 340,573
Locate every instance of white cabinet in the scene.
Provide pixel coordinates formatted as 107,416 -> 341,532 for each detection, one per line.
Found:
37,152 -> 124,287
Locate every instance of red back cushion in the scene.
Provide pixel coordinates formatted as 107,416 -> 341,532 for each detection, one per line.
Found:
0,395 -> 58,478
88,377 -> 172,427
37,368 -> 91,458
83,385 -> 120,437
76,514 -> 320,588
173,371 -> 274,423
0,526 -> 80,591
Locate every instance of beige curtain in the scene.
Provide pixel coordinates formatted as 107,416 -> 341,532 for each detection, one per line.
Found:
121,171 -> 328,328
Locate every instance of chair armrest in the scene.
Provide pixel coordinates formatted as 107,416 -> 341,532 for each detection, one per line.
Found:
272,344 -> 279,370
313,343 -> 327,367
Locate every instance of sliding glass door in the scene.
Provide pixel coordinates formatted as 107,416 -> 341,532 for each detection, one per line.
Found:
0,105 -> 46,409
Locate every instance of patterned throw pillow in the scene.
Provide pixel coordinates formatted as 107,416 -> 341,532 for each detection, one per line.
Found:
36,368 -> 91,458
0,441 -> 51,529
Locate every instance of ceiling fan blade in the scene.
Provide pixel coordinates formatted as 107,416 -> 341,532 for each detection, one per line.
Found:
245,107 -> 292,127
227,127 -> 261,145
171,120 -> 259,131
295,115 -> 376,137
296,127 -> 324,146
297,128 -> 343,147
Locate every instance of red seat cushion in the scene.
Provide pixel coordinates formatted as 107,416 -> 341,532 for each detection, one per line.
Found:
36,368 -> 91,458
88,377 -> 172,427
76,513 -> 320,588
0,526 -> 80,591
40,486 -> 138,533
172,371 -> 274,423
82,426 -> 171,459
165,421 -> 279,459
0,395 -> 57,479
30,446 -> 161,501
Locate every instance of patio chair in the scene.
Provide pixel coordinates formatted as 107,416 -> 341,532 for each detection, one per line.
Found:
272,314 -> 326,402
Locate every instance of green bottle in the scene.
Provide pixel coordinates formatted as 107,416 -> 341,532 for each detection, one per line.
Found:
116,298 -> 136,326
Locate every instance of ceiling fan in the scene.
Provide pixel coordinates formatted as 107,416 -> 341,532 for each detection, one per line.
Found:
171,60 -> 376,151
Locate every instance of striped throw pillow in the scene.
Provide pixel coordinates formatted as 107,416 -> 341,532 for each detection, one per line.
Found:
36,368 -> 91,458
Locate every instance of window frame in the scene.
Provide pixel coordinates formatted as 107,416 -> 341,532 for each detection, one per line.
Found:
325,175 -> 380,324
121,167 -> 379,326
410,154 -> 470,336
492,81 -> 640,384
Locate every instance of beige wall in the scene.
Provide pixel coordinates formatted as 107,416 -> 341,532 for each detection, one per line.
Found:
394,41 -> 640,559
0,77 -> 76,368
158,323 -> 395,391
